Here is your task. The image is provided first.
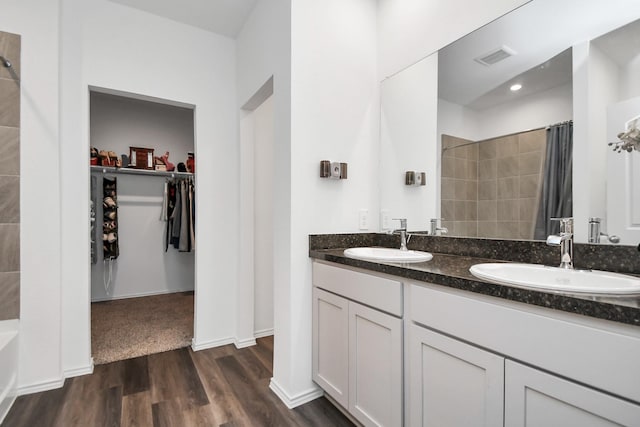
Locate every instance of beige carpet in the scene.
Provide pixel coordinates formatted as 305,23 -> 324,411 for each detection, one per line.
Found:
91,291 -> 194,365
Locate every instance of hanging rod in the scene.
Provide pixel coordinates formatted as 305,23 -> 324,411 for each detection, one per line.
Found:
441,120 -> 573,154
90,165 -> 193,179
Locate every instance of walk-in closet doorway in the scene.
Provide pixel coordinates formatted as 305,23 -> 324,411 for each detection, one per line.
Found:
88,89 -> 197,365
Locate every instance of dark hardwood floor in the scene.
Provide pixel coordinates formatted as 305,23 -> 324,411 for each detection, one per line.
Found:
2,336 -> 354,427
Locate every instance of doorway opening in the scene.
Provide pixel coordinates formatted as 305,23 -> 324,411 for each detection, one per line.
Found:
238,76 -> 275,352
89,88 -> 196,364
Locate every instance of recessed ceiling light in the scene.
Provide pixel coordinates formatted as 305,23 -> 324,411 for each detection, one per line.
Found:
510,83 -> 522,92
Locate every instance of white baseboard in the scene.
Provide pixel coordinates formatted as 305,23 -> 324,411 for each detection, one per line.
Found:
64,358 -> 94,378
191,336 -> 235,352
269,378 -> 324,409
235,337 -> 257,349
91,288 -> 194,303
17,377 -> 65,396
254,328 -> 274,339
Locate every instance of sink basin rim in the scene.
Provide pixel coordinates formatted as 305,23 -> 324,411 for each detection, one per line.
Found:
470,262 -> 640,295
344,247 -> 433,263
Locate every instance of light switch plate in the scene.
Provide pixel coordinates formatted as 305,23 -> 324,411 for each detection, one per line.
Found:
359,209 -> 369,230
380,209 -> 390,230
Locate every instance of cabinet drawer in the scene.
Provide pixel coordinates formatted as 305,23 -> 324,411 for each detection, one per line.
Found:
312,261 -> 403,316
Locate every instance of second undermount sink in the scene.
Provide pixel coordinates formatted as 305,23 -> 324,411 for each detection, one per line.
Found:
470,263 -> 640,295
344,247 -> 433,263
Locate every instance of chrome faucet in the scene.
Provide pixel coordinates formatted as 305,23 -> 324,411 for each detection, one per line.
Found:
588,217 -> 621,244
392,218 -> 409,251
430,218 -> 448,236
546,217 -> 574,269
588,217 -> 602,243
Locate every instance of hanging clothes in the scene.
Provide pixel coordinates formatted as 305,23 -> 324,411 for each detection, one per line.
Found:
178,180 -> 190,251
189,179 -> 195,250
170,181 -> 182,249
163,180 -> 177,251
162,177 -> 195,252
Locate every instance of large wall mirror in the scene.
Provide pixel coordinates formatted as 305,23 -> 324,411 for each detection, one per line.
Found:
380,0 -> 640,244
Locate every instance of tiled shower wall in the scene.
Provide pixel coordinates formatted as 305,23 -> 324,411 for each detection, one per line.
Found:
0,31 -> 20,321
442,129 -> 547,239
441,135 -> 478,237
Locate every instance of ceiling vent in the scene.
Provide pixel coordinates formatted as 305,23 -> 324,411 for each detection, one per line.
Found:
474,46 -> 517,66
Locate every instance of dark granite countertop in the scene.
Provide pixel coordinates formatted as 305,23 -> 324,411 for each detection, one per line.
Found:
309,234 -> 640,327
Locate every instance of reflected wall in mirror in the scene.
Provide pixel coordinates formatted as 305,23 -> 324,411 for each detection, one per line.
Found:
379,0 -> 640,244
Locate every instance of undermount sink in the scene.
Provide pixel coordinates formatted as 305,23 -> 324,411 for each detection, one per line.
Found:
470,263 -> 640,295
344,247 -> 433,263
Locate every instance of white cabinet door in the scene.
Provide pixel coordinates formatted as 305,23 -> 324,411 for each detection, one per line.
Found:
312,287 -> 349,409
408,324 -> 504,427
505,360 -> 640,427
349,301 -> 403,427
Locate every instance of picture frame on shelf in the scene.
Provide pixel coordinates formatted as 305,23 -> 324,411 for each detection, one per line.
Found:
129,146 -> 155,170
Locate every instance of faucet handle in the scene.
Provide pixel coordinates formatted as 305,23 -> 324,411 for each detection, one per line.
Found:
392,218 -> 407,230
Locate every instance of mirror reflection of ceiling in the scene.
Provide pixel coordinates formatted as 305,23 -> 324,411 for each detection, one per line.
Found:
592,18 -> 640,66
438,0 -> 640,110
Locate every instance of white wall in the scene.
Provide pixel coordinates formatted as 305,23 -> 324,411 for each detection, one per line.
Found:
89,93 -> 195,302
476,83 -> 573,140
380,55 -> 439,232
438,83 -> 573,144
239,0 -> 382,406
236,0 -> 294,401
437,98 -> 481,143
285,0 -> 380,405
253,96 -> 275,336
619,55 -> 640,101
0,0 -> 63,393
573,42 -> 619,241
60,0 -> 237,380
377,0 -> 530,79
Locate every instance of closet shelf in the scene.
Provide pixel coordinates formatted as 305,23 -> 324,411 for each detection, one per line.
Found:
90,165 -> 194,178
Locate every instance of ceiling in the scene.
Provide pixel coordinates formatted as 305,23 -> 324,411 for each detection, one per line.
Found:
108,0 -> 258,38
438,0 -> 640,110
592,18 -> 640,67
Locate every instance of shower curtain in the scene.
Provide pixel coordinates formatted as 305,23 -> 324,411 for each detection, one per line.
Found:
534,121 -> 573,240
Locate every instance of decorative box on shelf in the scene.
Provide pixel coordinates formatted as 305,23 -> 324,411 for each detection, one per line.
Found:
129,146 -> 155,170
